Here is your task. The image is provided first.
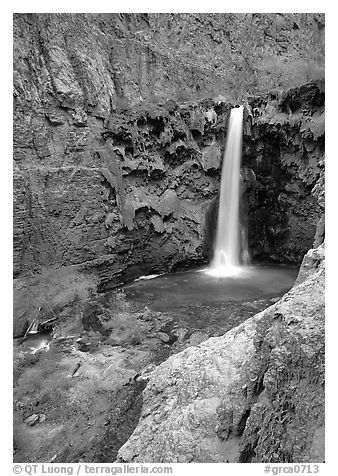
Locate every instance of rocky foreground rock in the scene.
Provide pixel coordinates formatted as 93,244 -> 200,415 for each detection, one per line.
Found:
116,243 -> 325,463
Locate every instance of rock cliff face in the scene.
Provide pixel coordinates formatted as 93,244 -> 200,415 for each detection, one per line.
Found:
116,243 -> 325,463
14,13 -> 324,108
13,14 -> 325,288
243,80 -> 325,262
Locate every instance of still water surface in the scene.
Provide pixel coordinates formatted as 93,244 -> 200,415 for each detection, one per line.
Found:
123,264 -> 298,332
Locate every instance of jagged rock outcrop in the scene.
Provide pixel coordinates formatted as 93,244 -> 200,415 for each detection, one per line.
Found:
13,81 -> 325,288
13,96 -> 231,286
243,80 -> 325,262
116,243 -> 325,463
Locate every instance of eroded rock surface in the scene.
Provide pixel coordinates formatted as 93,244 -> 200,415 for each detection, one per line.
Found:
116,244 -> 325,463
13,79 -> 324,290
244,80 -> 325,262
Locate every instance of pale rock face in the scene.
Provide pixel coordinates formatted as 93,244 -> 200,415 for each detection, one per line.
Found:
116,244 -> 325,463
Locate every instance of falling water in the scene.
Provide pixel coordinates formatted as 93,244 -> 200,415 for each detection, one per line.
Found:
207,106 -> 248,277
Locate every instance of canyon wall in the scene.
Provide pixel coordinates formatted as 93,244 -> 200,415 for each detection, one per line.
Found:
13,14 -> 325,288
14,13 -> 324,108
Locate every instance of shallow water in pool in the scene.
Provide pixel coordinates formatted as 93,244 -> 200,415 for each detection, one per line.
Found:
123,264 -> 298,332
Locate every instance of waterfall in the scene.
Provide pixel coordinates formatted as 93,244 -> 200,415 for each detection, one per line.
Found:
207,106 -> 249,277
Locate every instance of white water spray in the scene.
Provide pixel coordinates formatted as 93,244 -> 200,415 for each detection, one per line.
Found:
207,106 -> 248,277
